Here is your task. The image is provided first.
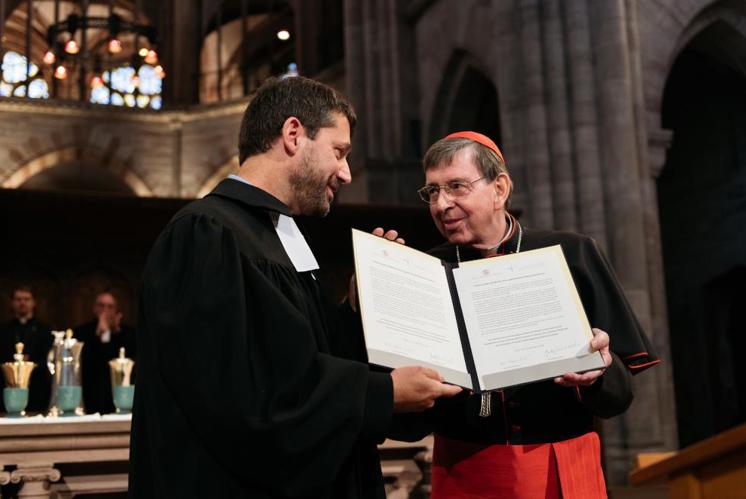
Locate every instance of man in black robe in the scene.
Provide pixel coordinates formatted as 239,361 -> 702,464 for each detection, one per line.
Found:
397,131 -> 660,498
128,76 -> 460,499
0,286 -> 52,413
74,291 -> 136,414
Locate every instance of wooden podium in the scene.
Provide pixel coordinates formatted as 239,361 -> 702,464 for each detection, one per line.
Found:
630,422 -> 746,498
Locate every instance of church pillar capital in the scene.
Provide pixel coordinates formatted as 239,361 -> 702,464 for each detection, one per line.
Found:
10,465 -> 61,498
648,128 -> 674,179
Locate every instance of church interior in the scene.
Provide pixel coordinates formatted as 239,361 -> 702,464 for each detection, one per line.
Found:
0,0 -> 745,497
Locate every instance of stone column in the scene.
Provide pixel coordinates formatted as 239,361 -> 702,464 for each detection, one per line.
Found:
293,0 -> 321,77
0,466 -> 10,485
562,0 -> 607,246
10,465 -> 61,499
591,0 -> 646,272
641,128 -> 679,446
589,0 -> 678,483
341,0 -> 370,202
170,117 -> 183,197
343,0 -> 421,204
518,0 -> 554,229
627,0 -> 678,455
542,0 -> 577,231
157,0 -> 202,106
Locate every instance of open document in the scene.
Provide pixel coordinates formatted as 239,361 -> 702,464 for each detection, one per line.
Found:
352,229 -> 605,391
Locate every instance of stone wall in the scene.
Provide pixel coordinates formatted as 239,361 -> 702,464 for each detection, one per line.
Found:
0,98 -> 246,198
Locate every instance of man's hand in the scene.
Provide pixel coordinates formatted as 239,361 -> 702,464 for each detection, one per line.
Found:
96,312 -> 111,336
113,311 -> 123,333
348,227 -> 406,311
391,366 -> 462,412
554,328 -> 612,388
371,227 -> 405,244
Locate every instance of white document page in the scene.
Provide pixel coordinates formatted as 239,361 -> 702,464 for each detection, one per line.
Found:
452,245 -> 604,391
352,230 -> 472,388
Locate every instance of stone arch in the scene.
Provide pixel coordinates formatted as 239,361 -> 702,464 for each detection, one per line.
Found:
428,50 -> 502,147
641,0 -> 746,167
1,146 -> 154,197
195,155 -> 239,198
657,9 -> 746,447
199,3 -> 296,103
414,1 -> 510,150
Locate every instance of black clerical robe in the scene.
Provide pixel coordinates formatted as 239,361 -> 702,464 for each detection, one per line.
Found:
129,179 -> 393,499
394,228 -> 659,444
0,317 -> 53,413
74,320 -> 136,415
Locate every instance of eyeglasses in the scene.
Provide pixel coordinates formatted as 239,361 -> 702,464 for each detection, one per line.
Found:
417,177 -> 486,203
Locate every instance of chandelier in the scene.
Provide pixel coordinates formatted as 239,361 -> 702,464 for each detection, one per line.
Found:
42,8 -> 163,102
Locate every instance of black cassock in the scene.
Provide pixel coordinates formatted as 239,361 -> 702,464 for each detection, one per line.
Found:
74,320 -> 136,415
394,229 -> 660,445
129,179 -> 392,499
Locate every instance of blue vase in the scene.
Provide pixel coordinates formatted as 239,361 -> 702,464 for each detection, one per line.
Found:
112,385 -> 135,414
3,387 -> 28,417
57,385 -> 82,415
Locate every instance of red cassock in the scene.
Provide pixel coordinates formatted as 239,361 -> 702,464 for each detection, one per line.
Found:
432,432 -> 606,499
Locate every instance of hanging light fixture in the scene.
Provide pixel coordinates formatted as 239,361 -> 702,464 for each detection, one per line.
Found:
64,39 -> 79,54
144,49 -> 158,65
43,50 -> 56,65
45,11 -> 159,99
54,65 -> 67,79
108,38 -> 123,54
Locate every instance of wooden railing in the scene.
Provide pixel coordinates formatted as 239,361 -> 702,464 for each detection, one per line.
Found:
630,422 -> 746,499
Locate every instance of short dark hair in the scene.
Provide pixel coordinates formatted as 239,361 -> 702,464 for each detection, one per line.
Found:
12,285 -> 33,297
238,77 -> 357,164
423,137 -> 513,208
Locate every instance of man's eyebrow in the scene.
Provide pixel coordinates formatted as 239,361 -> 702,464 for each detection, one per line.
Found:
427,177 -> 469,185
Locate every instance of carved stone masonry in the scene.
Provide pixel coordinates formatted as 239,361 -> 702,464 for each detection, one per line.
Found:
0,467 -> 11,485
10,466 -> 62,499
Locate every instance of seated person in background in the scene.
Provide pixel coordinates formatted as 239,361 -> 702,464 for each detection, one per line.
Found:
0,285 -> 52,413
396,131 -> 661,499
74,291 -> 136,414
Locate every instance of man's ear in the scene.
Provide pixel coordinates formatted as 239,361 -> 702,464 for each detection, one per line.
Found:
493,173 -> 512,209
281,116 -> 304,155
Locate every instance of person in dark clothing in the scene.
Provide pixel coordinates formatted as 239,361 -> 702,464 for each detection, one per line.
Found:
399,131 -> 660,498
74,291 -> 136,415
128,76 -> 460,499
0,286 -> 53,414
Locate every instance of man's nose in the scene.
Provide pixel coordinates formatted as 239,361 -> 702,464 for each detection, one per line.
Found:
433,188 -> 454,211
338,160 -> 352,185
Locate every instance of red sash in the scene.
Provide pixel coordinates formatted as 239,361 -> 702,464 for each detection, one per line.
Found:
432,432 -> 606,498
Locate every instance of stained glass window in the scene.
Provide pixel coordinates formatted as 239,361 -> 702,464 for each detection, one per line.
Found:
90,63 -> 163,110
0,52 -> 49,99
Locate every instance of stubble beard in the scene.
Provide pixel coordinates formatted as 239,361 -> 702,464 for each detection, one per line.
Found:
289,149 -> 334,217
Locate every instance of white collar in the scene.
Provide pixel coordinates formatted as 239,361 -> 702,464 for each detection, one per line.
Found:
226,174 -> 320,273
271,213 -> 320,273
